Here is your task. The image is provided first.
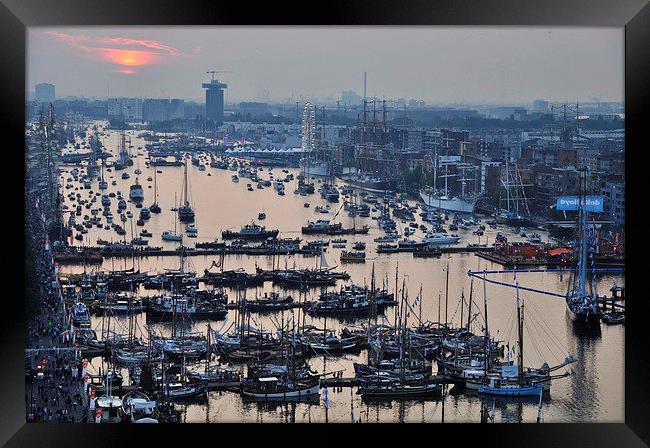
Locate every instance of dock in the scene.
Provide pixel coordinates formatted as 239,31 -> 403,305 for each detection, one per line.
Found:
100,247 -> 322,258
89,376 -> 453,394
377,246 -> 494,255
320,374 -> 453,388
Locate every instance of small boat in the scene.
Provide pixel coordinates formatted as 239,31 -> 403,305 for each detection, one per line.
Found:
162,230 -> 182,242
478,381 -> 543,396
258,212 -> 266,220
241,376 -> 320,399
340,251 -> 365,262
164,382 -> 207,401
132,237 -> 148,246
95,396 -> 124,423
602,312 -> 625,325
140,230 -> 153,237
358,378 -> 442,397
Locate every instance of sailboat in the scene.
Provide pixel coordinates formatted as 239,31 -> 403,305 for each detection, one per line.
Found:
565,161 -> 603,328
98,160 -> 108,190
240,324 -> 320,400
162,193 -> 182,242
476,272 -> 574,396
178,159 -> 195,223
149,168 -> 161,214
495,160 -> 536,228
420,144 -> 479,214
358,286 -> 442,397
113,131 -> 133,170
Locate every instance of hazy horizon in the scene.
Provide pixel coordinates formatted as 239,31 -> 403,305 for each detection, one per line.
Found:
27,26 -> 624,105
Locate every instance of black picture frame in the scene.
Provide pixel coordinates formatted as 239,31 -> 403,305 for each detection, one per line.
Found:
2,0 -> 648,445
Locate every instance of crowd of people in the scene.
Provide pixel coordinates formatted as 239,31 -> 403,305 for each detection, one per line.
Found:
25,190 -> 89,423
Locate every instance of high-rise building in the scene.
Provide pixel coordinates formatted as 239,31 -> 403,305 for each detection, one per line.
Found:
122,98 -> 143,120
203,79 -> 227,122
107,98 -> 143,120
35,83 -> 55,104
170,99 -> 185,120
143,99 -> 170,122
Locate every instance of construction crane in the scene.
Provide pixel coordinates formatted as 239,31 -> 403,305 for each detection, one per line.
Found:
206,70 -> 234,82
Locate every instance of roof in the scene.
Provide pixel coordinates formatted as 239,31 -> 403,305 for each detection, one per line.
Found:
548,247 -> 572,257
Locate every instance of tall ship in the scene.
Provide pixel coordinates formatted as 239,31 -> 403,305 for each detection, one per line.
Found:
420,153 -> 480,214
495,160 -> 536,228
112,131 -> 133,170
565,163 -> 603,329
177,160 -> 195,223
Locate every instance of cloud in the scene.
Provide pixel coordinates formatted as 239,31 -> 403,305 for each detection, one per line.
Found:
42,31 -> 186,73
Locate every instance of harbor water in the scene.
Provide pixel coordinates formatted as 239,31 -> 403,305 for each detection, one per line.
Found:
59,125 -> 624,423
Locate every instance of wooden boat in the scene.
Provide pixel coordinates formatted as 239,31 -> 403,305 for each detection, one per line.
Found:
241,376 -> 320,399
358,378 -> 442,397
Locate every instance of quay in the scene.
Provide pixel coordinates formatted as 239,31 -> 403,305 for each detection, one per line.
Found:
475,251 -> 551,267
377,245 -> 494,255
99,245 -> 494,259
89,376 -> 454,394
100,247 -> 322,258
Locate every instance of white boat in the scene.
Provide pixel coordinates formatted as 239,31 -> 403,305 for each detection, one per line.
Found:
420,188 -> 477,214
95,396 -> 124,423
422,232 -> 461,245
300,160 -> 329,177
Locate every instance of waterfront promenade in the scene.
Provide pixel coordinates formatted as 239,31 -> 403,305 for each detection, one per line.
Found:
25,191 -> 89,423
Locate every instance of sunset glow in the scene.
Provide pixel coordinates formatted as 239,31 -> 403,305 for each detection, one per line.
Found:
98,49 -> 159,67
43,31 -> 185,73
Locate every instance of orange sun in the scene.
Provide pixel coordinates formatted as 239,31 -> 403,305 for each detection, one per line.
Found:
98,49 -> 159,67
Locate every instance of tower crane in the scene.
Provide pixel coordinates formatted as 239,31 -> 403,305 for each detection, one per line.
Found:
206,70 -> 234,82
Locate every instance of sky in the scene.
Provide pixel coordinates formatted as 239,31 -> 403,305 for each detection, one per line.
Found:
27,26 -> 624,104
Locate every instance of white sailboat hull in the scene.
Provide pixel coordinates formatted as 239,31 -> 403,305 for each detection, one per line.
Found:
420,190 -> 477,214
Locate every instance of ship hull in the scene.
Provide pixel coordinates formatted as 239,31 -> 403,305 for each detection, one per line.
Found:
566,303 -> 602,326
477,384 -> 542,396
420,191 -> 477,214
343,177 -> 395,194
241,383 -> 320,399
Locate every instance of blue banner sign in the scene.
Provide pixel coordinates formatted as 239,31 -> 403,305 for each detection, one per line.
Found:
556,195 -> 604,212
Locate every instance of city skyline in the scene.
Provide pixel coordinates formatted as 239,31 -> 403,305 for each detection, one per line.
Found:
28,27 -> 624,104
